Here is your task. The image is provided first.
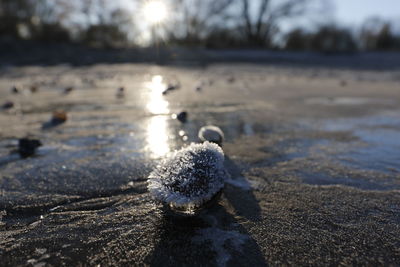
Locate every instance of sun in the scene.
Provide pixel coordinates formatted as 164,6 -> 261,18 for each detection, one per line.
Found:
143,1 -> 167,25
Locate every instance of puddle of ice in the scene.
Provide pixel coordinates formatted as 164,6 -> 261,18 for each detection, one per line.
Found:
323,113 -> 400,173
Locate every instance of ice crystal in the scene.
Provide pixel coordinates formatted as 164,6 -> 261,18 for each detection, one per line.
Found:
148,142 -> 227,207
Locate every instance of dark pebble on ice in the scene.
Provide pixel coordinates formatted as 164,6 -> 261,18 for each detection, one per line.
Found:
51,110 -> 67,124
18,138 -> 42,158
116,87 -> 125,98
30,85 -> 39,93
64,86 -> 74,94
42,110 -> 68,128
11,86 -> 19,94
176,111 -> 188,123
2,101 -> 14,109
162,82 -> 180,95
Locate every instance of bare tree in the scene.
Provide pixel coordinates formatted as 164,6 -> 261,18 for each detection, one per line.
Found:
359,17 -> 399,51
0,0 -> 37,36
78,0 -> 135,47
239,0 -> 310,46
166,0 -> 235,44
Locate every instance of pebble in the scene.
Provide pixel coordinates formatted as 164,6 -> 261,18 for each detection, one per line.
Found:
198,125 -> 224,145
162,82 -> 180,95
51,110 -> 68,125
11,86 -> 19,94
30,85 -> 39,93
176,111 -> 188,123
18,138 -> 42,158
2,101 -> 14,109
63,86 -> 74,94
116,87 -> 125,98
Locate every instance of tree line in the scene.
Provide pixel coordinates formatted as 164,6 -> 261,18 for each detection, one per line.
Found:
0,0 -> 399,51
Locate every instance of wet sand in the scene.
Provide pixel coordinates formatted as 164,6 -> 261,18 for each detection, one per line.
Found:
0,63 -> 400,266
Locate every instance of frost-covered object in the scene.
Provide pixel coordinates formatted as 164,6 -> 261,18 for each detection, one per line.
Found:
198,125 -> 224,145
148,142 -> 227,213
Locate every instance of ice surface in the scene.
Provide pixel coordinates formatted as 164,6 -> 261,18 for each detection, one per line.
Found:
148,142 -> 228,207
192,227 -> 248,267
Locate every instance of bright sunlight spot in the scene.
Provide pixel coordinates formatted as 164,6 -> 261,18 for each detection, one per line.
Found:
146,115 -> 170,158
143,1 -> 167,25
145,75 -> 169,114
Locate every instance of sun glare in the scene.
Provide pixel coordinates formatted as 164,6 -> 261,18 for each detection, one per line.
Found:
143,1 -> 167,25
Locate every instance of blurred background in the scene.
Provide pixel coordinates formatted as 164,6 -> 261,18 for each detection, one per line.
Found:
0,0 -> 399,64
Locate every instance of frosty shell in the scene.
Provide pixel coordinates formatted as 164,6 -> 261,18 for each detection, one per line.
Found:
148,142 -> 228,213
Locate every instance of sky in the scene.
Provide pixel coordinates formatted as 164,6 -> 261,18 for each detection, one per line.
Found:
278,0 -> 400,35
334,0 -> 400,26
69,0 -> 400,29
55,0 -> 400,43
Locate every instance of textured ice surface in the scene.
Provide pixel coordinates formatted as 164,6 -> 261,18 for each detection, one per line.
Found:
148,142 -> 227,207
192,227 -> 248,267
198,125 -> 225,145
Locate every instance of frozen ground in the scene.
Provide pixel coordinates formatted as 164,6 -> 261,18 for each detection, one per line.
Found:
0,62 -> 400,266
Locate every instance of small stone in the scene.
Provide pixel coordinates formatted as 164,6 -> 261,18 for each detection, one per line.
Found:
18,138 -> 42,158
30,85 -> 39,93
198,125 -> 224,145
340,80 -> 347,87
2,101 -> 14,109
42,111 -> 68,129
11,86 -> 19,94
116,87 -> 125,98
162,82 -> 180,95
63,86 -> 74,94
51,110 -> 67,125
176,111 -> 188,123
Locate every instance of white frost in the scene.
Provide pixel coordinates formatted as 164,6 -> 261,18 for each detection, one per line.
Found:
148,142 -> 227,207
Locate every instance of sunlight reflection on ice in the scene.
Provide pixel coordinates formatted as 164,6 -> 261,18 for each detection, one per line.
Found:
145,75 -> 170,158
146,75 -> 169,115
147,115 -> 170,158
